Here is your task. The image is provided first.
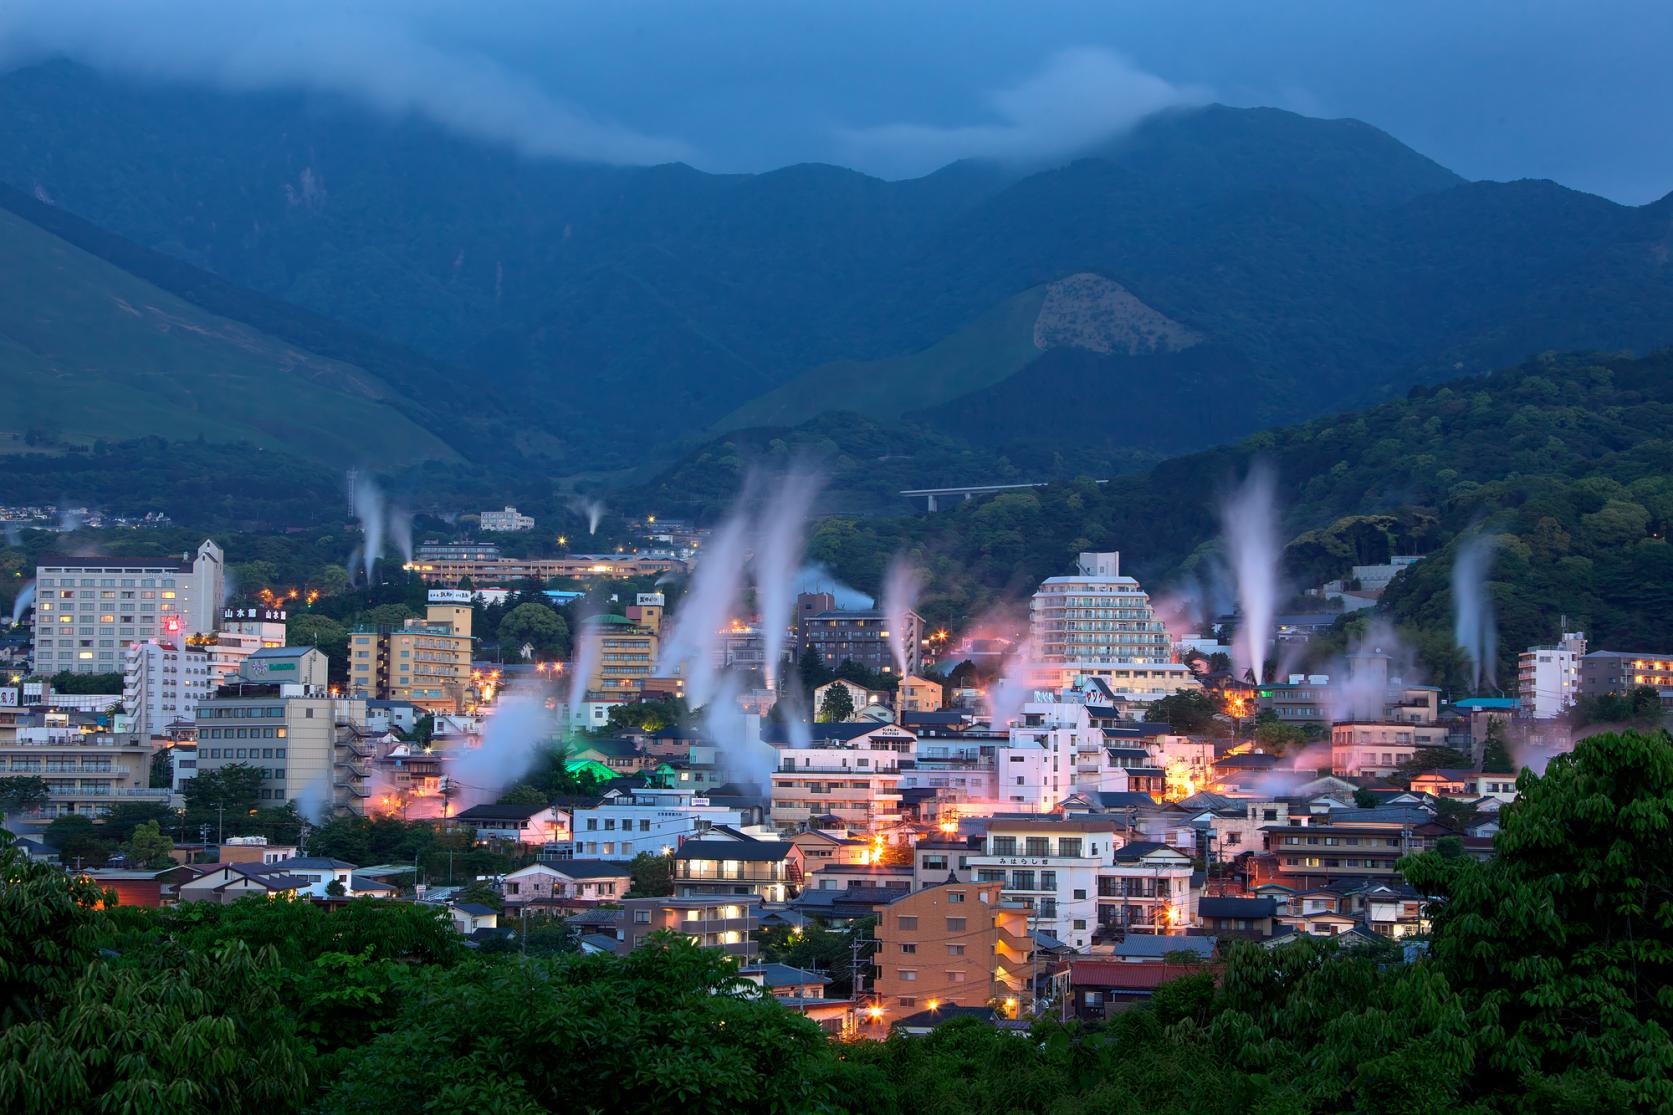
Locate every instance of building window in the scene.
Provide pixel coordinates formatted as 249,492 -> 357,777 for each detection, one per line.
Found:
945,917 -> 965,932
947,891 -> 965,904
897,916 -> 918,931
899,970 -> 917,982
946,944 -> 965,957
899,943 -> 916,954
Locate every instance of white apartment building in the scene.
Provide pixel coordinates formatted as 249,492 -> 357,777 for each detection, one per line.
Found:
993,701 -> 1085,812
122,639 -> 214,740
479,506 -> 535,532
33,541 -> 225,674
768,722 -> 915,830
1518,631 -> 1587,720
968,817 -> 1122,951
1030,552 -> 1198,702
0,720 -> 167,826
571,787 -> 746,860
1096,842 -> 1197,936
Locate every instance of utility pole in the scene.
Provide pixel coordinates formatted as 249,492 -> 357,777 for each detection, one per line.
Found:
217,800 -> 225,845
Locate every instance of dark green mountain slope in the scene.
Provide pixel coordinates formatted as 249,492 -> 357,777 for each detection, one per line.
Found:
0,204 -> 457,466
3,63 -> 1672,465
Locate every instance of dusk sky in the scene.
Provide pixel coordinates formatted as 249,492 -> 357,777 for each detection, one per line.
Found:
3,0 -> 1669,202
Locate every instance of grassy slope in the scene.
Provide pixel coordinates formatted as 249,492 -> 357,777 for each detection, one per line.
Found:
0,207 -> 457,466
714,285 -> 1049,431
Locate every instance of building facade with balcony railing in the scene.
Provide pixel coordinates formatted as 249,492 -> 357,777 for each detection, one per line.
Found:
0,726 -> 159,826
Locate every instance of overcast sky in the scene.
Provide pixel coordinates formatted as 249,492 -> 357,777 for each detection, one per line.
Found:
3,0 -> 1670,203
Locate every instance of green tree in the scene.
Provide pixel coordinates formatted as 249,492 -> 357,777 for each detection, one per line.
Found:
184,763 -> 264,817
817,682 -> 856,723
1396,745 -> 1474,778
360,603 -> 415,628
0,832 -> 109,1027
497,602 -> 569,659
627,851 -> 673,897
1252,715 -> 1305,754
119,820 -> 176,869
0,775 -> 50,815
311,563 -> 352,597
1352,788 -> 1381,809
42,814 -> 109,868
1402,729 -> 1673,1108
1480,717 -> 1514,772
496,783 -> 549,807
1147,689 -> 1222,734
796,645 -> 833,692
0,943 -> 312,1113
451,879 -> 502,913
285,613 -> 348,678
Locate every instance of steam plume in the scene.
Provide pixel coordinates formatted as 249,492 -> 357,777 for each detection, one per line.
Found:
565,613 -> 601,732
349,472 -> 386,585
390,507 -> 414,565
566,497 -> 607,536
656,502 -> 750,709
450,687 -> 558,811
753,470 -> 822,690
1452,534 -> 1499,691
881,557 -> 923,679
1219,465 -> 1280,683
987,638 -> 1036,730
10,581 -> 36,625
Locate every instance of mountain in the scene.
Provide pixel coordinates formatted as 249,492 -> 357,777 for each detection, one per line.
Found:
796,348 -> 1673,691
0,198 -> 459,467
2,62 -> 1672,472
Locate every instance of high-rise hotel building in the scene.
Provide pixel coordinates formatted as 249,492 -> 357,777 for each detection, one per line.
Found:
33,541 -> 225,674
1029,552 -> 1197,703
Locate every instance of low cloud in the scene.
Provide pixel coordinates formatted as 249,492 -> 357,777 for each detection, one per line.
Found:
0,0 -> 694,166
837,47 -> 1207,177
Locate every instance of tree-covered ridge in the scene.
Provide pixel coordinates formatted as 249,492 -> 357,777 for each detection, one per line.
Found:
2,729 -> 1670,1112
801,350 -> 1673,684
4,62 -> 1673,469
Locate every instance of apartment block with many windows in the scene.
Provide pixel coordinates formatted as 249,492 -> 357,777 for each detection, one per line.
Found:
32,541 -> 224,674
873,881 -> 1033,1014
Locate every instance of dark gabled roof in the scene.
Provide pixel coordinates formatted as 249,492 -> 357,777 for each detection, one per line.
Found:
540,859 -> 630,880
574,737 -> 641,759
673,839 -> 795,862
267,856 -> 356,870
892,1005 -> 998,1030
1198,897 -> 1278,919
758,721 -> 887,745
1111,841 -> 1182,863
1215,753 -> 1281,770
452,902 -> 497,917
1104,747 -> 1151,761
454,801 -> 549,821
1116,935 -> 1216,960
740,963 -> 831,988
1089,791 -> 1157,810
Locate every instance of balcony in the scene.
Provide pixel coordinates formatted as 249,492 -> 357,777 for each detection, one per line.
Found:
338,781 -> 371,798
340,737 -> 374,758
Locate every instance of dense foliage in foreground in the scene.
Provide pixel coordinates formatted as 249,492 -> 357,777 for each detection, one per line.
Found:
1,729 -> 1669,1113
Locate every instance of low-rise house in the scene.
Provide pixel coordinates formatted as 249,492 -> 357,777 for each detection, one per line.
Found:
806,862 -> 914,892
1361,883 -> 1431,938
739,963 -> 831,1002
1195,896 -> 1278,938
1275,910 -> 1358,938
1097,842 -> 1197,936
1112,934 -> 1216,963
502,860 -> 631,906
451,801 -> 568,845
264,856 -> 358,897
449,903 -> 499,934
84,865 -> 196,908
176,863 -> 312,904
1068,959 -> 1214,1020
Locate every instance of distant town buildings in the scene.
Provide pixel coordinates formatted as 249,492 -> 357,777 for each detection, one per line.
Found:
478,506 -> 535,532
405,553 -> 686,585
33,540 -> 225,674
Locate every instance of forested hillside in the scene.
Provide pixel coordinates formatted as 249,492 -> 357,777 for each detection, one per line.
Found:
798,350 -> 1673,687
3,62 -> 1672,470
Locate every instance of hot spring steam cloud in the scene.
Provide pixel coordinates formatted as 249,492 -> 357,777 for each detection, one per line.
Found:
1452,534 -> 1499,691
1219,465 -> 1280,684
